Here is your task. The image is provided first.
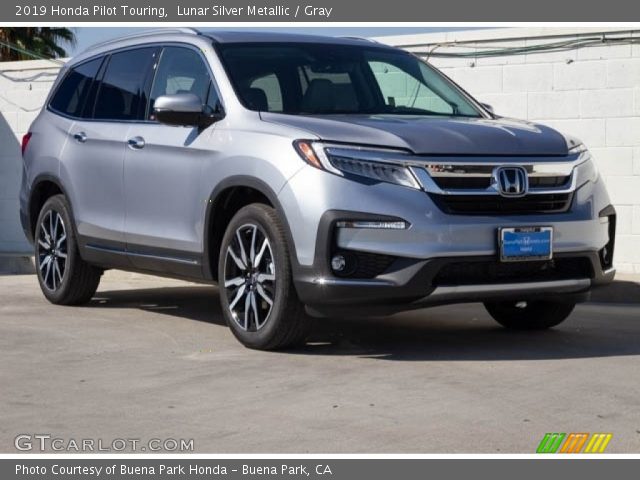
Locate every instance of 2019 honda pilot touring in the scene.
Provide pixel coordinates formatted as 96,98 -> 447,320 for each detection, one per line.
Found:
20,29 -> 616,349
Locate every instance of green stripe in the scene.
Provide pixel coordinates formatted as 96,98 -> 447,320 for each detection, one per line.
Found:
537,433 -> 566,453
536,434 -> 553,453
549,433 -> 566,453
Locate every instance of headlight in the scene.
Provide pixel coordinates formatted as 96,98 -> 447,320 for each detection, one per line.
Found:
570,144 -> 599,186
568,143 -> 588,155
293,141 -> 420,189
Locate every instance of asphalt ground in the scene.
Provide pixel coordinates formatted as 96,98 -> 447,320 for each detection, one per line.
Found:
1,271 -> 639,453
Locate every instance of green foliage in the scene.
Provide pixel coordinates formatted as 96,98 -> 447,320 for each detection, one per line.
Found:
0,27 -> 76,61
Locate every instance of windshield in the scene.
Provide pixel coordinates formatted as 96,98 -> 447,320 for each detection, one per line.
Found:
217,42 -> 484,117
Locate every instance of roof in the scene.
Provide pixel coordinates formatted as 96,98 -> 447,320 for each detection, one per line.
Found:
71,29 -> 394,66
202,30 -> 388,48
81,28 -> 389,54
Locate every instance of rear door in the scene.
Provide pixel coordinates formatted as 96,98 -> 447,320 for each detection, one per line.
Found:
122,45 -> 221,275
61,47 -> 158,263
54,55 -> 126,250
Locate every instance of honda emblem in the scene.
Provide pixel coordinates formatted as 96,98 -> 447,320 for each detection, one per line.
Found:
494,166 -> 528,197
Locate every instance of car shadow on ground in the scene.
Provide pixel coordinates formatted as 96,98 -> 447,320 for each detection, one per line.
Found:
91,285 -> 227,325
90,282 -> 640,362
589,280 -> 640,304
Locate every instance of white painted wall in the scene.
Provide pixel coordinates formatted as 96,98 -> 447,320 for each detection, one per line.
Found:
377,27 -> 640,273
0,58 -> 61,254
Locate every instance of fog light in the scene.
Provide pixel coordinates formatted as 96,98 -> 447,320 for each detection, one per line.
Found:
331,254 -> 346,272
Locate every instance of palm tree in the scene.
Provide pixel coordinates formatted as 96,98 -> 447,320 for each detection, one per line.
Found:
0,28 -> 76,61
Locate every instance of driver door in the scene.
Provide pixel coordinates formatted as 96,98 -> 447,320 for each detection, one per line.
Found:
123,45 -> 221,276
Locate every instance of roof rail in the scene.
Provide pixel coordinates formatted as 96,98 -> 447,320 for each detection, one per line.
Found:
82,28 -> 200,53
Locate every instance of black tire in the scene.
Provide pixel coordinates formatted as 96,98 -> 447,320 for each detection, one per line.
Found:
34,194 -> 101,305
484,299 -> 576,330
218,204 -> 311,350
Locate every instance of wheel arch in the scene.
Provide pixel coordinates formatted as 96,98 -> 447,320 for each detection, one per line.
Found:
27,175 -> 77,244
203,176 -> 298,282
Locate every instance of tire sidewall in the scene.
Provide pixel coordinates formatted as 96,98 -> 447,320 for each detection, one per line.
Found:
218,204 -> 294,348
35,195 -> 81,303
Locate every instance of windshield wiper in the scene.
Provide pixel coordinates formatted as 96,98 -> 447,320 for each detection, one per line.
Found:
447,100 -> 460,115
383,105 -> 464,116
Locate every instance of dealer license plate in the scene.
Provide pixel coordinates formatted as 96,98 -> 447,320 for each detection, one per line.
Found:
499,227 -> 553,262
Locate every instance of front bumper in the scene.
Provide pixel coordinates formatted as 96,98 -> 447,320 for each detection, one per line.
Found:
295,250 -> 614,316
280,166 -> 616,315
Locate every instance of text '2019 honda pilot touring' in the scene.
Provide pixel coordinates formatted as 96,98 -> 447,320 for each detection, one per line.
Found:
20,29 -> 616,349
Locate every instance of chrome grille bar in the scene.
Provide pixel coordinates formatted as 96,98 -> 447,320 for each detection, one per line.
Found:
411,161 -> 580,196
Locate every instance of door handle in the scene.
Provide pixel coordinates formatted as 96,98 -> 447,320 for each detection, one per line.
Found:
127,136 -> 145,149
73,132 -> 87,143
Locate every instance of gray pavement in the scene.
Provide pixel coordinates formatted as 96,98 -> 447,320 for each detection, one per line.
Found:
1,271 -> 639,453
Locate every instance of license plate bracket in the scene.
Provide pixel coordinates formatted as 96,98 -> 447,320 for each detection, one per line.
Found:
499,227 -> 553,262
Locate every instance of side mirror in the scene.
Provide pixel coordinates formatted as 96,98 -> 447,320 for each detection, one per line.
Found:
480,102 -> 495,115
154,93 -> 224,128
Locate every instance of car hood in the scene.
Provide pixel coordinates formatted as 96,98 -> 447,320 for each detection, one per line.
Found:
260,113 -> 570,156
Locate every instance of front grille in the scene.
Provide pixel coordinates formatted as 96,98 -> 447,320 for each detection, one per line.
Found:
431,192 -> 573,215
529,176 -> 571,187
433,175 -> 570,190
432,257 -> 593,287
433,177 -> 491,189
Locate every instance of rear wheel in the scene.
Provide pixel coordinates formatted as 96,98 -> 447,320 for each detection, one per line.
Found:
218,204 -> 311,350
484,299 -> 576,330
35,195 -> 101,305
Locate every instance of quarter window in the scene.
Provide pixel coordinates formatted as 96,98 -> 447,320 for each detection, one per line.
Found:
49,57 -> 102,117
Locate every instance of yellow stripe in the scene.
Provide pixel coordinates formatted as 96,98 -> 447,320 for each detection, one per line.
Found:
584,434 -> 598,453
598,434 -> 613,453
590,434 -> 605,453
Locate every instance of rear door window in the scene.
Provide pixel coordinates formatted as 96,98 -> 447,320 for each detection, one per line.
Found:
93,47 -> 157,121
49,57 -> 103,117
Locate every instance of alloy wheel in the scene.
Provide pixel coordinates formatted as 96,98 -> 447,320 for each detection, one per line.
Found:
37,210 -> 67,291
223,223 -> 276,331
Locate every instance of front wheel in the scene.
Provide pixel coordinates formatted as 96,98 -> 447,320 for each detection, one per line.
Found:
484,300 -> 576,330
218,204 -> 311,350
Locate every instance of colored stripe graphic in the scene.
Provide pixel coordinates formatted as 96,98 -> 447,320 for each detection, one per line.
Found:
560,433 -> 589,453
584,433 -> 613,453
537,433 -> 566,453
537,433 -> 613,453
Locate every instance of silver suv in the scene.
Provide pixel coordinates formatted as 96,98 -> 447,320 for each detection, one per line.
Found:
20,29 -> 616,349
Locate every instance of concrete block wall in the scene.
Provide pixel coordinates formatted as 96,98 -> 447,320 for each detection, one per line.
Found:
377,27 -> 640,273
0,59 -> 61,255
